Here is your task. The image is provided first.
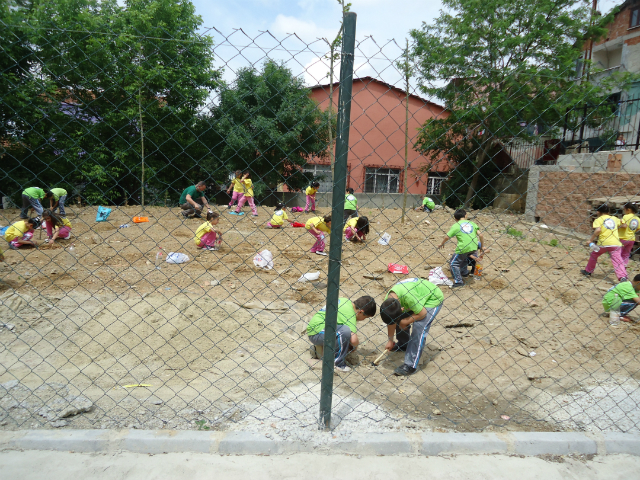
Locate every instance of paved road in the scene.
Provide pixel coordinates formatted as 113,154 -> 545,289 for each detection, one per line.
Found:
2,450 -> 640,479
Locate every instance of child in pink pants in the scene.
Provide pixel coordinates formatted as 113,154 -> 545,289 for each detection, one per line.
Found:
583,204 -> 628,281
195,211 -> 222,251
619,202 -> 640,266
305,182 -> 319,213
305,214 -> 331,254
226,170 -> 244,209
234,172 -> 257,216
43,210 -> 71,244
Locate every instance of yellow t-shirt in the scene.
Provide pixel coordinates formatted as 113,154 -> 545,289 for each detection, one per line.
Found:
4,221 -> 30,242
270,209 -> 288,226
593,215 -> 622,246
231,178 -> 244,193
343,217 -> 358,232
243,179 -> 254,197
305,216 -> 331,233
194,221 -> 215,245
619,213 -> 640,241
57,217 -> 72,229
305,186 -> 317,196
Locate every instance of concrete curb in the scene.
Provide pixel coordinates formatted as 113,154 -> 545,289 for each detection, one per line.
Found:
0,430 -> 639,456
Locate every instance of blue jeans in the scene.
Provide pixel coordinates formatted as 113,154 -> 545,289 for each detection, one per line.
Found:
52,195 -> 67,216
21,195 -> 43,218
450,251 -> 476,284
308,325 -> 352,367
396,304 -> 441,369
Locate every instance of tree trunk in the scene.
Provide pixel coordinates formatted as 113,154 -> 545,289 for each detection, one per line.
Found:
463,140 -> 490,209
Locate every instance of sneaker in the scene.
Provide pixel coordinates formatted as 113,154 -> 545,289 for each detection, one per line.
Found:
181,212 -> 189,218
334,365 -> 351,373
228,211 -> 237,215
621,316 -> 633,323
393,364 -> 416,376
451,283 -> 464,288
236,212 -> 245,216
315,251 -> 328,256
581,270 -> 592,276
252,214 -> 259,217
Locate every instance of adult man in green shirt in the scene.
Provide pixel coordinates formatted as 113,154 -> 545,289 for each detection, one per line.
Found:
438,209 -> 484,288
20,187 -> 45,219
343,188 -> 358,222
307,296 -> 376,373
44,188 -> 68,216
380,278 -> 444,376
603,274 -> 640,322
179,181 -> 210,218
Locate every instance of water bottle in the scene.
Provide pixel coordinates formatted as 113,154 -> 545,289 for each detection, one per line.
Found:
67,243 -> 77,267
610,293 -> 621,326
589,243 -> 600,253
155,247 -> 163,269
474,263 -> 483,277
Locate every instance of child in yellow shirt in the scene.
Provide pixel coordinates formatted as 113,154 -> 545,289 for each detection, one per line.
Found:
583,204 -> 627,281
226,170 -> 244,209
42,210 -> 72,243
619,202 -> 640,267
233,172 -> 258,216
194,211 -> 222,251
267,203 -> 293,228
305,214 -> 331,254
344,216 -> 369,243
304,181 -> 320,213
4,218 -> 40,249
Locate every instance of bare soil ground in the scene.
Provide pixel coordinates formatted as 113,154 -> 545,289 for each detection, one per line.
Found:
1,204 -> 639,435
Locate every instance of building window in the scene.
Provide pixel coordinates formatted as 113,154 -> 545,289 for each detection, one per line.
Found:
303,163 -> 332,192
427,174 -> 445,195
631,7 -> 640,28
365,167 -> 400,193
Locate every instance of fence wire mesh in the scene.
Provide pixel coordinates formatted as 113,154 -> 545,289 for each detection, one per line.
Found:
2,4 -> 640,436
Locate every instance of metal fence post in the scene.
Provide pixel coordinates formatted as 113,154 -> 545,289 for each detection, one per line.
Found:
318,11 -> 356,430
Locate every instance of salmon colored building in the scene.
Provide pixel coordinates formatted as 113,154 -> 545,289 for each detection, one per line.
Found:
307,77 -> 451,195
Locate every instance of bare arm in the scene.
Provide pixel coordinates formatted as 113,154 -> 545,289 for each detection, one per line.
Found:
399,308 -> 428,329
438,235 -> 450,249
385,324 -> 396,351
588,227 -> 601,245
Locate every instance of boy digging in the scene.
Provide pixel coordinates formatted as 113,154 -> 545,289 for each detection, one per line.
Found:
438,209 -> 484,288
602,274 -> 640,323
307,296 -> 376,373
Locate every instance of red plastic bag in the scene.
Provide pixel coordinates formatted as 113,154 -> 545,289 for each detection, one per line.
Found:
388,263 -> 409,274
291,222 -> 306,228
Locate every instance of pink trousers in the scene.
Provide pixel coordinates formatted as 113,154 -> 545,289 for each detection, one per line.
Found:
305,195 -> 316,212
236,196 -> 257,215
9,231 -> 33,248
266,223 -> 281,228
228,191 -> 243,207
585,245 -> 628,280
198,231 -> 220,248
621,239 -> 635,266
345,226 -> 363,242
308,230 -> 325,253
45,222 -> 71,239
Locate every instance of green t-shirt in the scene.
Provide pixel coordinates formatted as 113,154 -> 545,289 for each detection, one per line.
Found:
447,219 -> 479,254
179,185 -> 204,205
50,188 -> 67,200
422,197 -> 435,209
307,298 -> 357,336
385,278 -> 444,313
344,193 -> 357,211
23,187 -> 45,199
603,281 -> 638,311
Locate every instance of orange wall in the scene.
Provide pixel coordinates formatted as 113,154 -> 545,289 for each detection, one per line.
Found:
309,79 -> 450,194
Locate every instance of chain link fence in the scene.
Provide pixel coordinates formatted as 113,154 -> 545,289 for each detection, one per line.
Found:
2,4 -> 640,436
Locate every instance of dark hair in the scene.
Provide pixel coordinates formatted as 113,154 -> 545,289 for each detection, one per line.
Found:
625,203 -> 638,213
311,181 -> 320,188
380,298 -> 403,325
243,171 -> 251,178
206,211 -> 220,221
346,187 -> 354,194
44,191 -> 54,199
634,274 -> 640,282
42,209 -> 63,227
323,214 -> 332,223
597,204 -> 610,214
355,216 -> 369,235
196,181 -> 207,187
235,170 -> 242,177
26,217 -> 41,229
454,209 -> 466,220
353,295 -> 376,317
275,202 -> 285,211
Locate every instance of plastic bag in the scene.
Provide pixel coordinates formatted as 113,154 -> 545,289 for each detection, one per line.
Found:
297,271 -> 320,282
253,250 -> 274,270
166,252 -> 190,264
132,216 -> 149,223
388,263 -> 409,274
291,222 -> 306,228
96,206 -> 112,222
428,266 -> 453,286
378,232 -> 391,245
0,226 -> 7,236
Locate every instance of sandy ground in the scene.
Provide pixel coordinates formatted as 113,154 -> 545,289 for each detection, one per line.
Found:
1,204 -> 639,435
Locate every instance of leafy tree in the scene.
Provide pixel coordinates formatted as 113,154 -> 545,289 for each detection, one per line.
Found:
210,60 -> 334,193
410,0 -> 632,208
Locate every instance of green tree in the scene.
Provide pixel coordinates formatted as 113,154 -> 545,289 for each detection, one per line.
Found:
210,60 -> 334,194
410,0 -> 630,208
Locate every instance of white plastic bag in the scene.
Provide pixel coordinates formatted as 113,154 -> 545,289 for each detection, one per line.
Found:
378,232 -> 391,246
428,266 -> 453,286
297,271 -> 320,282
253,250 -> 274,270
166,252 -> 190,264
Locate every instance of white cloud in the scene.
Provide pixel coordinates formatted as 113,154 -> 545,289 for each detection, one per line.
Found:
271,14 -> 338,42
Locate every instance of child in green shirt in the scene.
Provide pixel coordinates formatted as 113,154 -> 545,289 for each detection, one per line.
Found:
415,195 -> 436,212
438,209 -> 484,288
307,296 -> 376,372
602,274 -> 640,323
20,187 -> 45,219
343,188 -> 358,221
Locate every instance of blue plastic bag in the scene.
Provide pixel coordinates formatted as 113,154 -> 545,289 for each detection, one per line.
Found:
96,206 -> 112,222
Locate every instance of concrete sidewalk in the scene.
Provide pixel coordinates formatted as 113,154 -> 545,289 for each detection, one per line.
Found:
3,450 -> 640,480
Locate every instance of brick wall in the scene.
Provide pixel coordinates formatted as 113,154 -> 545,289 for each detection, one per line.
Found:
594,6 -> 634,47
536,171 -> 640,234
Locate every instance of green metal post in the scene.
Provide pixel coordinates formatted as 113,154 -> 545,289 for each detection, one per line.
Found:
318,11 -> 357,430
